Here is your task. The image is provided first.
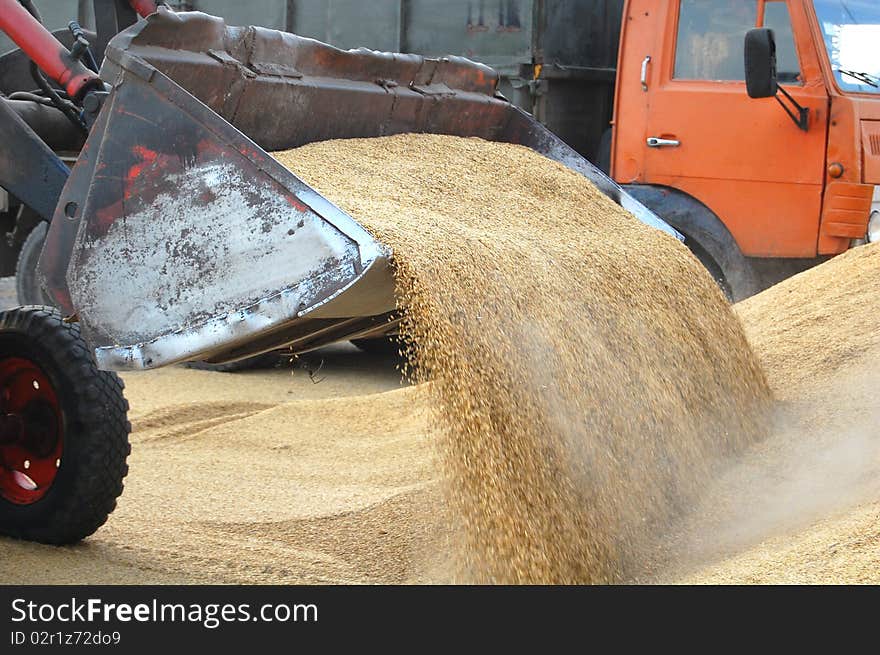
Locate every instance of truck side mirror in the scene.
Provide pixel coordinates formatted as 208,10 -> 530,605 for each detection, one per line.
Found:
744,28 -> 778,98
744,27 -> 809,131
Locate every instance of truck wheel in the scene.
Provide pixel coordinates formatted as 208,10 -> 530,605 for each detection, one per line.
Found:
15,222 -> 54,307
623,185 -> 760,302
685,237 -> 735,302
0,307 -> 130,544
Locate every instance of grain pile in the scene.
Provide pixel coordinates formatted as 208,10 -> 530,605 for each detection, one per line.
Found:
736,242 -> 880,398
274,134 -> 771,583
2,158 -> 875,585
652,242 -> 880,583
0,352 -> 439,585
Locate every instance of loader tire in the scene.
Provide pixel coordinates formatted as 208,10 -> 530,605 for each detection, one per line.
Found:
15,222 -> 54,308
0,306 -> 130,544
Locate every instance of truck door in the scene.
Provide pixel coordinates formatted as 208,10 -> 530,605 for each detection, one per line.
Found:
613,0 -> 830,257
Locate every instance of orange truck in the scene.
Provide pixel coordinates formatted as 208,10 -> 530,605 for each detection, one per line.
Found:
608,0 -> 879,298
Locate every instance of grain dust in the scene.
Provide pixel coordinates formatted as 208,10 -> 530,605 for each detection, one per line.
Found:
653,242 -> 880,583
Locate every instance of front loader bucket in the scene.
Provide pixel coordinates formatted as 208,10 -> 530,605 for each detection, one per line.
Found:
41,9 -> 678,371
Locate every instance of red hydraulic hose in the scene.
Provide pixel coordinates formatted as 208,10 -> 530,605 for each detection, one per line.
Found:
0,0 -> 100,100
128,0 -> 160,18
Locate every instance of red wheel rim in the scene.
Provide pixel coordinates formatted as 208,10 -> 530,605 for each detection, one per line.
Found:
0,357 -> 63,505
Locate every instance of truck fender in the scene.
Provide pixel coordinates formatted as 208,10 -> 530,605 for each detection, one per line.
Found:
623,184 -> 759,301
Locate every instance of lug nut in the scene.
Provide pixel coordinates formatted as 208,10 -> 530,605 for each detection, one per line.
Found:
23,459 -> 30,469
32,380 -> 39,390
56,459 -> 61,468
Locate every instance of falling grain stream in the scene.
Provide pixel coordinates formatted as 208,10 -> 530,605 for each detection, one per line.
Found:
2,135 -> 877,584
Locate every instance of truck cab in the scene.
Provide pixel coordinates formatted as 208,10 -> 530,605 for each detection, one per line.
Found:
612,0 -> 880,299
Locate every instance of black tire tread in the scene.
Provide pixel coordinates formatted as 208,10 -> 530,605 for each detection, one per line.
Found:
0,306 -> 130,544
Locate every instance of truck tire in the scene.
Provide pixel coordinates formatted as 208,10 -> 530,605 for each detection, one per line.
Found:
624,184 -> 760,302
684,237 -> 734,301
15,222 -> 54,307
0,306 -> 130,544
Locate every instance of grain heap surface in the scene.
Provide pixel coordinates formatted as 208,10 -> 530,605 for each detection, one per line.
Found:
645,242 -> 880,584
0,356 -> 436,585
275,134 -> 770,583
736,242 -> 880,398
